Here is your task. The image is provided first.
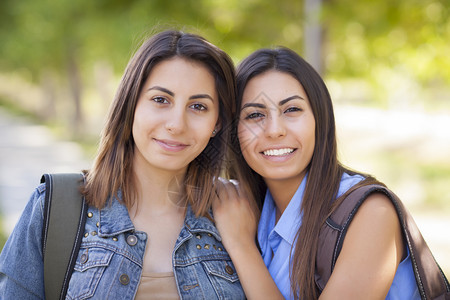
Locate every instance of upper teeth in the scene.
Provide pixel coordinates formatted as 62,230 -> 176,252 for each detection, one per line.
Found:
263,148 -> 294,156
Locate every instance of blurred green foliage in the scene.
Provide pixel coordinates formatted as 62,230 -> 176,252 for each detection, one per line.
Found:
1,0 -> 448,83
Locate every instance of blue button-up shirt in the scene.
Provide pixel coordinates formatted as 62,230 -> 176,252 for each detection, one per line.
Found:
257,173 -> 419,299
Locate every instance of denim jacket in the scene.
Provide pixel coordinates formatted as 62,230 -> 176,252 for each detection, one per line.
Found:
0,183 -> 245,299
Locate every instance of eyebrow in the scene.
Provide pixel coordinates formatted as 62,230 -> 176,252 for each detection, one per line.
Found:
148,86 -> 174,96
148,86 -> 214,101
241,95 -> 305,110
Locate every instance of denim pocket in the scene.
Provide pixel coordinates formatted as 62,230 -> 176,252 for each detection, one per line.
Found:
202,259 -> 239,282
66,248 -> 114,300
201,259 -> 245,299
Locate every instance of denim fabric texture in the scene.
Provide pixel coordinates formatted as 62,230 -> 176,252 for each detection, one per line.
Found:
0,183 -> 245,299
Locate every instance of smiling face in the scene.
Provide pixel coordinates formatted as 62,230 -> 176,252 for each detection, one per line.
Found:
238,70 -> 316,187
132,57 -> 220,176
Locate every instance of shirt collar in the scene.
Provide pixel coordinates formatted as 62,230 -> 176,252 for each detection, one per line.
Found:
274,176 -> 306,245
258,174 -> 307,248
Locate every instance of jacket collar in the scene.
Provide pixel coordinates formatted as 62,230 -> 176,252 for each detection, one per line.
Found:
98,195 -> 135,237
97,194 -> 222,241
184,206 -> 222,241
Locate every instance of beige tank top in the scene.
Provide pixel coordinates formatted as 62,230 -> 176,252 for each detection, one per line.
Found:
135,272 -> 179,300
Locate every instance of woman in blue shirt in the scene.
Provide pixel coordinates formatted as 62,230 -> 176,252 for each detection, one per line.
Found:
213,47 -> 421,299
0,30 -> 245,299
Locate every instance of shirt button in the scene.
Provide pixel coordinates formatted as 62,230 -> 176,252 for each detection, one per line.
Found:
127,235 -> 138,246
225,265 -> 235,275
119,274 -> 130,285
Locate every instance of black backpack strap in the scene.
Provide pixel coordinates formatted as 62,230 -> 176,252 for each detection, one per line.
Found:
316,184 -> 450,299
41,173 -> 88,300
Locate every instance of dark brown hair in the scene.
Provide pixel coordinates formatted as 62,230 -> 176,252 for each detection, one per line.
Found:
84,30 -> 236,216
231,47 -> 372,299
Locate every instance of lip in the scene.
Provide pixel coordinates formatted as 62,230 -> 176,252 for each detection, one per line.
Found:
154,138 -> 189,152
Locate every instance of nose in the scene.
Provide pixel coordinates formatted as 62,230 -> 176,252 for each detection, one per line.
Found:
264,114 -> 286,139
165,105 -> 186,134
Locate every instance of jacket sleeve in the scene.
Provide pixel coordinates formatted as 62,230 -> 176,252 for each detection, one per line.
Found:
0,184 -> 46,299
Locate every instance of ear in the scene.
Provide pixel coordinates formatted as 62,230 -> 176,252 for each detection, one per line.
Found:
211,120 -> 222,137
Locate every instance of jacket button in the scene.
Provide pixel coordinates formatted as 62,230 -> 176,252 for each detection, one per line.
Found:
196,244 -> 201,250
225,265 -> 234,275
119,274 -> 130,285
204,244 -> 210,250
80,253 -> 88,264
127,235 -> 138,246
87,212 -> 93,218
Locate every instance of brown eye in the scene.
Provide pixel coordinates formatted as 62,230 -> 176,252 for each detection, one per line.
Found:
152,96 -> 168,104
284,107 -> 302,113
244,112 -> 264,120
190,103 -> 207,111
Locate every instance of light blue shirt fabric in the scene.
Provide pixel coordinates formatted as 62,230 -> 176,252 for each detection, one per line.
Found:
257,173 -> 420,299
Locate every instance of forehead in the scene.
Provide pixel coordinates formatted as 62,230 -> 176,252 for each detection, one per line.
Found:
148,57 -> 212,81
142,57 -> 218,99
242,70 -> 307,105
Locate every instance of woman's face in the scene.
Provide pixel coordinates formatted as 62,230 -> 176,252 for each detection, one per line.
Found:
132,57 -> 220,175
238,70 -> 316,185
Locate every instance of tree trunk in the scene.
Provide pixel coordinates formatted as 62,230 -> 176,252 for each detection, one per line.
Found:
304,0 -> 323,75
67,48 -> 83,137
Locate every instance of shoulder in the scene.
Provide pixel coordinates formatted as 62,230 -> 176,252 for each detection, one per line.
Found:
19,183 -> 47,222
354,192 -> 399,225
343,190 -> 402,252
322,192 -> 405,298
0,184 -> 47,298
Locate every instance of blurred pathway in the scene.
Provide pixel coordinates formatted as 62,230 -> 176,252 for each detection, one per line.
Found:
0,107 -> 91,234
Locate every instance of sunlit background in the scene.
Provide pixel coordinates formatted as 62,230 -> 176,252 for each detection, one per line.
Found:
0,0 -> 449,276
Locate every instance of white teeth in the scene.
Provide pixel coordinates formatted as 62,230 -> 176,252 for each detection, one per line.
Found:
263,148 -> 294,156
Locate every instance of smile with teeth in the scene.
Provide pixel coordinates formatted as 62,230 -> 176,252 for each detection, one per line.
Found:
263,148 -> 295,156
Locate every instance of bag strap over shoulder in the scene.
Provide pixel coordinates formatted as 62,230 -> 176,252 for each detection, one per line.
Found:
315,184 -> 450,300
41,173 -> 88,300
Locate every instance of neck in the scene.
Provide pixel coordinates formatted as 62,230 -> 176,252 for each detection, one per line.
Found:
131,160 -> 187,217
264,175 -> 305,221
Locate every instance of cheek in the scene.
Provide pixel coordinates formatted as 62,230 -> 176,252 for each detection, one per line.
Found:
302,119 -> 316,157
191,116 -> 217,144
238,122 -> 261,152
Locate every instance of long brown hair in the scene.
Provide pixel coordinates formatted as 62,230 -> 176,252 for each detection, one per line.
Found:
84,30 -> 236,217
231,47 -> 370,299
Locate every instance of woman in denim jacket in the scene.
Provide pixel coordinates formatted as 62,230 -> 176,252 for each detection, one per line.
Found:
0,30 -> 245,299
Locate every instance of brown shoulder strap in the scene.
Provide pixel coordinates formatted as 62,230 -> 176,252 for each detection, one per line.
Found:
315,184 -> 450,299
